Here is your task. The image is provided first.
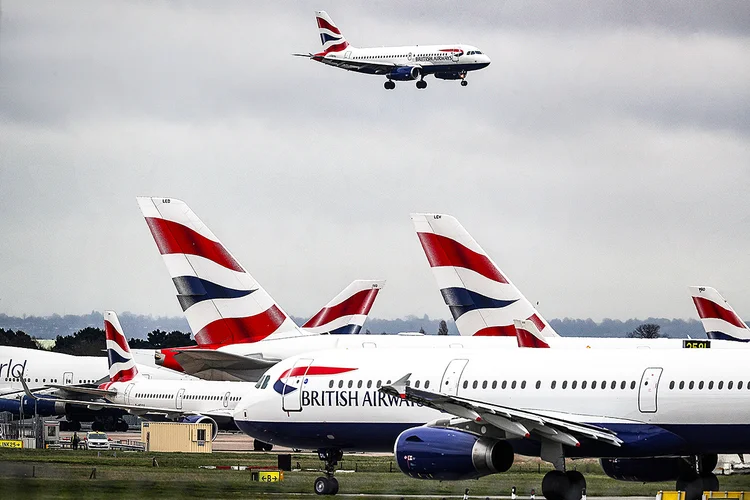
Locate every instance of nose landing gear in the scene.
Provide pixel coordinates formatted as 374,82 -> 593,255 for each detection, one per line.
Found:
460,71 -> 468,87
314,448 -> 343,495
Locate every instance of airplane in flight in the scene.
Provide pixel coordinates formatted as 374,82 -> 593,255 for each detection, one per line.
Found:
294,11 -> 491,90
690,286 -> 750,342
136,198 -> 553,381
24,312 -> 259,443
412,213 -> 750,348
233,344 -> 750,498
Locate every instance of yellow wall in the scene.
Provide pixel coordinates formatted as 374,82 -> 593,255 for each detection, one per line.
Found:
141,422 -> 213,453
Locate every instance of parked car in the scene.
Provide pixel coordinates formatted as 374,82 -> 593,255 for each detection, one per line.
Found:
85,431 -> 110,450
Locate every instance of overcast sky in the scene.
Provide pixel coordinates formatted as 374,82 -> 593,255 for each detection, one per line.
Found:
1,1 -> 749,323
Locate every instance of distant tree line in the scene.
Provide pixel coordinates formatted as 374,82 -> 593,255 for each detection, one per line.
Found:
0,327 -> 196,356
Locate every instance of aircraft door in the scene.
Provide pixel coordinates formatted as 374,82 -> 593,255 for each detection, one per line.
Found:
638,367 -> 663,413
223,392 -> 230,408
176,388 -> 185,409
282,358 -> 313,412
362,342 -> 376,348
63,372 -> 73,385
124,383 -> 136,405
440,359 -> 469,396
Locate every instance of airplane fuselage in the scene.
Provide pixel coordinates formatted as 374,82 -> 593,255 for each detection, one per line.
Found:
234,347 -> 750,456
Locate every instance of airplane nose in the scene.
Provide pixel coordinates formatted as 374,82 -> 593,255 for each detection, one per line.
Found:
483,54 -> 491,65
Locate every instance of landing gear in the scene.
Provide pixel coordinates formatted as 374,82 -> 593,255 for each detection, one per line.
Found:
416,79 -> 427,89
314,476 -> 339,495
677,454 -> 719,500
115,420 -> 129,432
542,470 -> 586,500
461,80 -> 468,87
59,420 -> 81,432
253,439 -> 273,451
384,80 -> 395,90
314,448 -> 343,495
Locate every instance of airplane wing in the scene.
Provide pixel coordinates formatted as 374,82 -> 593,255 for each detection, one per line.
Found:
45,384 -> 118,398
381,374 -> 622,448
173,350 -> 279,382
312,55 -> 397,75
21,379 -> 231,420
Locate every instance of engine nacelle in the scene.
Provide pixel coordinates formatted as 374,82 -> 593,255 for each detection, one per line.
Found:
434,71 -> 463,80
600,457 -> 686,482
387,66 -> 421,81
395,427 -> 514,480
180,415 -> 218,441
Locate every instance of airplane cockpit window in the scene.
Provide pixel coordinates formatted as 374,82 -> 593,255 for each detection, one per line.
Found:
260,375 -> 271,389
475,51 -> 483,54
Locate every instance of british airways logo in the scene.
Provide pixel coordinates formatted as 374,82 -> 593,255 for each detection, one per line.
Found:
273,366 -> 357,395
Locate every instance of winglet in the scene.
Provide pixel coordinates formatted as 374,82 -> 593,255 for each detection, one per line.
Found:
514,319 -> 550,348
689,286 -> 750,342
383,373 -> 412,399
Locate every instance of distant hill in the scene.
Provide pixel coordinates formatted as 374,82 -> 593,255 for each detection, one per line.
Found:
0,312 -> 710,340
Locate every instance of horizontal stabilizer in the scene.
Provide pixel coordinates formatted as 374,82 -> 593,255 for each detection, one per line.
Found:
45,384 -> 117,398
173,349 -> 279,382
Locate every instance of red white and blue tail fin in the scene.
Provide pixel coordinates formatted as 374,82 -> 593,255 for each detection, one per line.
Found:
689,286 -> 750,342
302,280 -> 385,334
137,197 -> 301,347
315,11 -> 350,54
411,213 -> 558,338
104,311 -> 139,382
514,319 -> 551,348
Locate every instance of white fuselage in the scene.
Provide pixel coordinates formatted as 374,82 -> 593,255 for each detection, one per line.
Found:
203,333 -> 745,364
234,347 -> 750,456
0,346 -> 193,395
321,44 -> 491,74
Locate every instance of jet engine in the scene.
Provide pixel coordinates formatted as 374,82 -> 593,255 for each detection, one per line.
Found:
387,66 -> 421,81
394,426 -> 514,480
180,415 -> 218,441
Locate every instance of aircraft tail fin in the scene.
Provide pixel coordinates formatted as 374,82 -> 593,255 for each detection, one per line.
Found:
136,197 -> 301,347
689,286 -> 750,342
411,213 -> 559,338
104,311 -> 139,382
302,280 -> 385,334
315,11 -> 350,53
514,319 -> 551,348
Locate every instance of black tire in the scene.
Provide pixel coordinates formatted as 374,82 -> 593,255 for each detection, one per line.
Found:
314,476 -> 329,495
542,470 -> 569,500
329,477 -> 339,495
700,454 -> 718,474
684,477 -> 706,500
263,442 -> 273,452
91,421 -> 103,432
565,471 -> 586,500
701,473 -> 719,492
253,439 -> 264,451
461,80 -> 468,87
116,421 -> 129,432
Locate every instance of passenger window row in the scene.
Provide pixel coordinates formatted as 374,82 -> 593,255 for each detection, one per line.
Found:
133,393 -> 241,402
327,379 -> 433,390
668,380 -> 747,391
457,379 -> 639,391
5,377 -> 59,383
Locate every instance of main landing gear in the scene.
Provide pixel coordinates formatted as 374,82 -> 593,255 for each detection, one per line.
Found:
677,454 -> 719,500
252,439 -> 273,451
384,80 -> 395,90
314,448 -> 343,495
416,79 -> 427,89
540,442 -> 586,500
460,70 -> 468,86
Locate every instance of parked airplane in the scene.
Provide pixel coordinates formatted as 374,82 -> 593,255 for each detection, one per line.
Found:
234,346 -> 750,498
690,286 -> 750,342
137,198 -> 545,381
24,312 -> 259,443
413,213 -> 750,350
0,339 -> 194,430
294,11 -> 490,89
